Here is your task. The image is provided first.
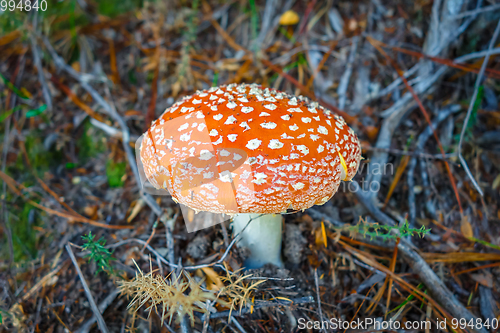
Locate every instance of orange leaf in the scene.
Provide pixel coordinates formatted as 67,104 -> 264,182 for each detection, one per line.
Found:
321,221 -> 327,248
384,155 -> 410,207
460,216 -> 473,238
201,267 -> 224,291
0,30 -> 21,46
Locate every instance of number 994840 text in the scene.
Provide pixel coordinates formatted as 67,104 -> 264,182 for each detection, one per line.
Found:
1,0 -> 47,12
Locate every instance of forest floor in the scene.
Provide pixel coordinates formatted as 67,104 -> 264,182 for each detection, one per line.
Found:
1,0 -> 500,332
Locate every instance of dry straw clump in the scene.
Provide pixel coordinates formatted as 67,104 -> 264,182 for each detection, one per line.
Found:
118,260 -> 215,325
118,261 -> 265,326
217,263 -> 266,319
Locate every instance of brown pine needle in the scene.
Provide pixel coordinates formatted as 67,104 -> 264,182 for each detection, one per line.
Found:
367,35 -> 464,215
385,238 -> 400,317
383,155 -> 410,208
339,239 -> 465,333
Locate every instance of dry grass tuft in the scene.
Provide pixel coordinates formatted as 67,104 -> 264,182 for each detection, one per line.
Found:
118,261 -> 267,326
118,260 -> 215,326
217,263 -> 266,319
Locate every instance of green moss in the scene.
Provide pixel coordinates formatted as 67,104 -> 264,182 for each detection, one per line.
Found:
0,0 -> 146,35
3,203 -> 39,262
0,0 -> 83,34
248,0 -> 259,42
106,160 -> 126,187
66,162 -> 76,169
96,0 -> 144,17
3,131 -> 62,182
29,133 -> 62,170
77,119 -> 106,160
0,9 -> 26,34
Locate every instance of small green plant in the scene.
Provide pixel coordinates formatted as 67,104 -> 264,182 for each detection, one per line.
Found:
0,201 -> 40,262
106,160 -> 127,187
248,0 -> 259,42
174,0 -> 199,93
185,0 -> 199,45
212,71 -> 219,87
12,203 -> 39,261
0,9 -> 26,34
82,232 -> 115,275
461,85 -> 484,142
77,119 -> 105,159
336,219 -> 431,241
97,0 -> 143,17
0,73 -> 30,99
387,283 -> 425,314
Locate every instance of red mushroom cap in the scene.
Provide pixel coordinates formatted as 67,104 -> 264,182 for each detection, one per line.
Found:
140,84 -> 361,214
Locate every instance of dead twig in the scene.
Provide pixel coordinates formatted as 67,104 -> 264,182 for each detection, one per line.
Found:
15,264 -> 64,303
90,118 -> 139,141
249,0 -> 277,52
201,296 -> 314,320
144,24 -> 161,130
161,210 -> 179,270
29,298 -> 43,333
363,0 -> 469,191
229,317 -> 247,333
106,238 -> 179,269
367,35 -> 464,215
313,268 -> 326,333
407,105 -> 461,225
449,3 -> 500,19
107,214 -> 265,273
364,146 -> 457,160
260,58 -> 356,124
29,33 -> 52,111
373,0 -> 483,103
0,170 -> 133,230
351,181 -> 488,333
74,289 -> 120,333
373,41 -> 500,80
65,244 -> 110,333
50,75 -> 104,122
457,19 -> 500,198
40,34 -> 164,219
337,36 -> 359,110
1,53 -> 25,269
183,214 -> 265,271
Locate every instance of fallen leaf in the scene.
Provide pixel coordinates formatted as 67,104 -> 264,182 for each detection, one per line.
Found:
127,198 -> 145,223
470,273 -> 493,288
460,216 -> 473,238
492,174 -> 500,190
201,267 -> 224,290
83,205 -> 98,218
321,221 -> 327,248
314,227 -> 326,247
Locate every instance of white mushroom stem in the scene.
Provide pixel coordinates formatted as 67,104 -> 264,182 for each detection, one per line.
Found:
231,213 -> 283,269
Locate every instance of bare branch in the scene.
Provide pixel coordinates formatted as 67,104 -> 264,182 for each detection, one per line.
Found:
66,244 -> 110,333
457,19 -> 500,197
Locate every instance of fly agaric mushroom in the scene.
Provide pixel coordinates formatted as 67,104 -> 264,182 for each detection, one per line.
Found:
140,83 -> 361,268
